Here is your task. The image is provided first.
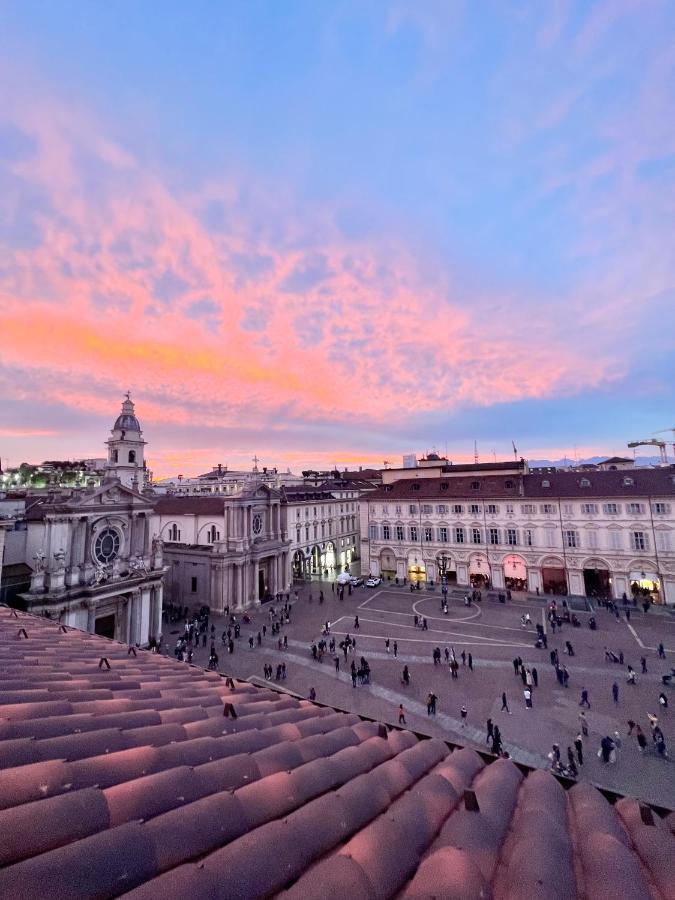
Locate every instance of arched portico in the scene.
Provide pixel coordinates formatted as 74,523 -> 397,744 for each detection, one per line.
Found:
582,557 -> 612,600
540,555 -> 567,596
503,553 -> 527,592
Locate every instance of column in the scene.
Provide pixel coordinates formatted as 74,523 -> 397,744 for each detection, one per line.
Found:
129,590 -> 142,645
255,559 -> 262,603
527,567 -> 542,594
86,599 -> 96,634
236,563 -> 244,611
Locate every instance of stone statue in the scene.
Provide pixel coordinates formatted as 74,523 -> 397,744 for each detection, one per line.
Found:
90,565 -> 109,586
33,549 -> 46,572
53,548 -> 66,568
151,534 -> 164,555
128,555 -> 148,576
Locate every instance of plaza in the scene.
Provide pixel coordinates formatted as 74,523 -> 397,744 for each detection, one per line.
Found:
180,582 -> 675,809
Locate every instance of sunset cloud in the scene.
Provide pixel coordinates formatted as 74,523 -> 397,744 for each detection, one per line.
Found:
0,3 -> 673,473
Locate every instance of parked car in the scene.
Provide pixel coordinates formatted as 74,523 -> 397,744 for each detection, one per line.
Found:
366,577 -> 382,587
350,576 -> 364,586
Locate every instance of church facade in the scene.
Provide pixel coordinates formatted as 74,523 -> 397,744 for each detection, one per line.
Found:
8,397 -> 165,644
152,484 -> 291,612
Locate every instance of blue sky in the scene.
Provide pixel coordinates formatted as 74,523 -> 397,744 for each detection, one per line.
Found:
0,0 -> 674,474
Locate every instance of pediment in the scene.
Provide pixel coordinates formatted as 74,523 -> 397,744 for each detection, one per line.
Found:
66,481 -> 152,511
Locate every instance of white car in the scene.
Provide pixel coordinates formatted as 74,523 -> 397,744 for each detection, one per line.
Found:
365,577 -> 381,587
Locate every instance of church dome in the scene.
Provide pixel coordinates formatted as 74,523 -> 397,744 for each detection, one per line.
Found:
113,394 -> 142,433
114,412 -> 141,431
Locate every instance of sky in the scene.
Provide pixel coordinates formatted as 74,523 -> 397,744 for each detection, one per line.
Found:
0,0 -> 674,478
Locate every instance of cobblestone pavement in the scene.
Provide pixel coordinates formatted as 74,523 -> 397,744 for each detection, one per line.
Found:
164,582 -> 675,808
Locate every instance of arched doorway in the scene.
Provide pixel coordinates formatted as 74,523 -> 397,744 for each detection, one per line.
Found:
436,553 -> 456,584
407,550 -> 426,584
292,550 -> 306,580
323,541 -> 336,574
582,558 -> 611,599
541,556 -> 567,595
310,545 -> 322,575
503,554 -> 527,592
629,566 -> 662,605
469,553 -> 491,587
379,548 -> 396,580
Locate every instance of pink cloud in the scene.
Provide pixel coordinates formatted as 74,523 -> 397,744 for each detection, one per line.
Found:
0,76 -> 623,455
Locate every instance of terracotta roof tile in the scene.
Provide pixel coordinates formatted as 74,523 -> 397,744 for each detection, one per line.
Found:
1,606 -> 673,900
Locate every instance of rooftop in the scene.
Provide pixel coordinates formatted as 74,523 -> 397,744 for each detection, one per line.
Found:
0,606 -> 673,899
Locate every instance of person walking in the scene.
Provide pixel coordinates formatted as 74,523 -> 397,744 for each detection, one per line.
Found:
401,665 -> 410,686
641,656 -> 647,674
385,638 -> 390,654
309,687 -> 316,702
393,641 -> 398,658
491,726 -> 503,756
578,710 -> 589,737
566,746 -> 578,777
398,704 -> 407,725
524,687 -> 533,708
351,661 -> 357,688
501,692 -> 511,713
579,688 -> 590,709
354,615 -> 360,629
460,705 -> 468,727
334,655 -> 340,672
612,682 -> 619,704
658,643 -> 666,659
427,692 -> 437,716
532,667 -> 538,688
486,718 -> 494,744
636,725 -> 647,751
574,733 -> 584,766
468,653 -> 473,671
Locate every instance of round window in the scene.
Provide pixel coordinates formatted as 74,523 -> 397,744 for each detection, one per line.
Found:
94,527 -> 121,564
252,514 -> 263,535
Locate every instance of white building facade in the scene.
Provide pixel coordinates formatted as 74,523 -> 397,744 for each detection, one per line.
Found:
2,397 -> 165,644
361,467 -> 675,605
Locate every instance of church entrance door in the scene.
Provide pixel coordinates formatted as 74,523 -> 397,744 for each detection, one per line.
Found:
95,613 -> 116,639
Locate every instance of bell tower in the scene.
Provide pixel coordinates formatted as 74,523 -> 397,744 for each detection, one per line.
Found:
105,393 -> 147,490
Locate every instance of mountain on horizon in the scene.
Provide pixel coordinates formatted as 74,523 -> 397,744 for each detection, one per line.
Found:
527,455 -> 669,469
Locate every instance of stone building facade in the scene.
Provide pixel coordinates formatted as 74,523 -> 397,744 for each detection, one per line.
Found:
2,397 -> 164,644
361,466 -> 675,605
153,485 -> 291,612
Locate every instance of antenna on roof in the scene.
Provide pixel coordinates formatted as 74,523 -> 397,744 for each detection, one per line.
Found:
474,441 -> 478,464
512,440 -> 517,461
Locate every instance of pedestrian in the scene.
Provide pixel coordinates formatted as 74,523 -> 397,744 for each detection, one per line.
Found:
486,718 -> 494,744
636,725 -> 647,751
501,692 -> 511,713
658,643 -> 666,659
468,653 -> 473,671
525,668 -> 533,688
491,726 -> 503,756
398,704 -> 406,725
461,651 -> 466,666
334,655 -> 340,672
513,657 -> 520,675
460,705 -> 468,727
422,618 -> 428,631
532,667 -> 538,688
521,667 -> 527,686
401,665 -> 410,686
641,656 -> 647,674
354,615 -> 359,629
524,687 -> 533,708
309,687 -> 316,702
427,692 -> 437,716
249,636 -> 254,650
579,689 -> 590,709
627,719 -> 636,735
566,746 -> 578,777
574,733 -> 584,766
393,641 -> 398,658
385,638 -> 390,654
659,692 -> 668,710
578,710 -> 589,737
612,682 -> 619,704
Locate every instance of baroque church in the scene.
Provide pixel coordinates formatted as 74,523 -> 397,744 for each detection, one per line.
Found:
10,396 -> 165,645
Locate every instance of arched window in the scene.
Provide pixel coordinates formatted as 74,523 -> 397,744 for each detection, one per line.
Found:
207,525 -> 220,543
111,449 -> 118,463
168,524 -> 181,541
128,450 -> 136,464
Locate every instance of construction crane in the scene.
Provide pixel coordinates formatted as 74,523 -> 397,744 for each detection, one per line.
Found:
627,439 -> 668,465
654,428 -> 675,461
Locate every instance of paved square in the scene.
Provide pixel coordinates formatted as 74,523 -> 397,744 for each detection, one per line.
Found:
173,583 -> 675,808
